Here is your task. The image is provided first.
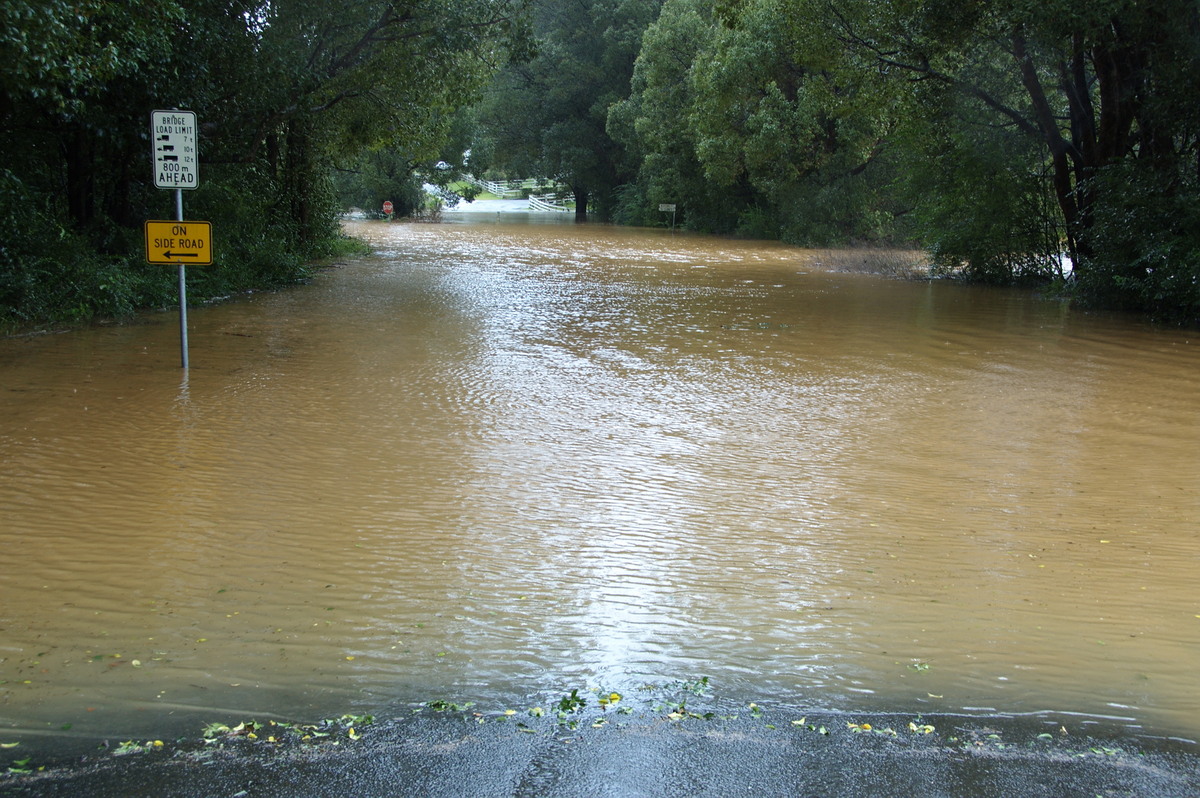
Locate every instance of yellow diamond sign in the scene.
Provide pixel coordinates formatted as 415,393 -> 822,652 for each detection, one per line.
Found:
145,220 -> 212,265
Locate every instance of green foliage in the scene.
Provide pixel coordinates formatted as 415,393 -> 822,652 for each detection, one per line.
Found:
0,0 -> 532,329
608,0 -> 743,232
611,0 -> 907,243
0,0 -> 182,108
556,689 -> 587,714
5,0 -> 1197,325
332,149 -> 427,219
0,169 -> 172,326
1077,164 -> 1200,322
897,116 -> 1064,284
472,0 -> 664,219
825,0 -> 1200,316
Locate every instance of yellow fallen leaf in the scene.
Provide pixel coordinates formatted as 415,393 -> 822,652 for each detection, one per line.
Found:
504,709 -> 517,716
345,656 -> 355,661
0,742 -> 20,749
348,727 -> 360,740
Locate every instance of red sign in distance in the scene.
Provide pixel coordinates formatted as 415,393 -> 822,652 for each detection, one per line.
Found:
382,200 -> 394,214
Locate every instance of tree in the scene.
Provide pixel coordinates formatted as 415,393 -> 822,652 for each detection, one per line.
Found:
473,0 -> 663,220
0,0 -> 532,327
828,0 -> 1200,314
613,0 -> 907,242
607,0 -> 734,228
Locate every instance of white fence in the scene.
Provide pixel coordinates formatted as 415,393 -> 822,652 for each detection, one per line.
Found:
463,175 -> 573,211
528,194 -> 571,212
462,175 -> 542,197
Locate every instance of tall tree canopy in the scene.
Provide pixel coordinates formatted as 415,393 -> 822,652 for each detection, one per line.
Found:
599,0 -> 1200,319
827,0 -> 1200,305
610,0 -> 906,239
471,0 -> 663,219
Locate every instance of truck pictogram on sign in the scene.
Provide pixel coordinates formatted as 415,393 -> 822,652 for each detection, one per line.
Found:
152,110 -> 199,190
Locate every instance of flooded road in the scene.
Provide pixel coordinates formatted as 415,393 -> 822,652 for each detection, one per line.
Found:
2,217 -> 1198,748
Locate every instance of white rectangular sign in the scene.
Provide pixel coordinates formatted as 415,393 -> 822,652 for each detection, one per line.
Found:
152,110 -> 199,190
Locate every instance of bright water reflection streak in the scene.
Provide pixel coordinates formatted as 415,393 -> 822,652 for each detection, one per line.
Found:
1,217 -> 1199,748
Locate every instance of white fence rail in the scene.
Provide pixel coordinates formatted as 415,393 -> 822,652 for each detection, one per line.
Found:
462,175 -> 548,197
463,176 -> 573,212
528,194 -> 572,212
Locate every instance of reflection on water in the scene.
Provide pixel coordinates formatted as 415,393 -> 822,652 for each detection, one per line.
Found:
1,218 -> 1199,749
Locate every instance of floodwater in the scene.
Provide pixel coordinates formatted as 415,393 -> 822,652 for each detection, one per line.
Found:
1,216 -> 1198,751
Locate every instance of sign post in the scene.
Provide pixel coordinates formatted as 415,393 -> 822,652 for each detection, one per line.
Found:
150,110 -> 201,368
659,203 -> 677,230
382,200 -> 394,218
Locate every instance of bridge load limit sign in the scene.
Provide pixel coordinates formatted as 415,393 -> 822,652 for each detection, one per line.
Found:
152,110 -> 198,189
145,220 -> 212,265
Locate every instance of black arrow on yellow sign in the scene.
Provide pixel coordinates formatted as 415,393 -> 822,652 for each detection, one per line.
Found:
144,220 -> 213,265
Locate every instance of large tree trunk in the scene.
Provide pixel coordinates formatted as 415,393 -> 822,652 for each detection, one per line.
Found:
285,122 -> 313,243
1012,31 -> 1086,269
573,184 -> 588,221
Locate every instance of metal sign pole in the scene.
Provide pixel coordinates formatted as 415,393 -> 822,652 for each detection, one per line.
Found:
152,109 -> 199,369
176,187 -> 188,369
658,203 -> 677,231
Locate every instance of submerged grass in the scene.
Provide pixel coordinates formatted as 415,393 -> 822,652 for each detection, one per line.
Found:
812,248 -> 930,279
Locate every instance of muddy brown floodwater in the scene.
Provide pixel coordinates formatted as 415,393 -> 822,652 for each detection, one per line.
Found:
1,216 -> 1198,753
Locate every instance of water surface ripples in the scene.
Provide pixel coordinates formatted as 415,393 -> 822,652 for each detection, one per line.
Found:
1,219 -> 1198,747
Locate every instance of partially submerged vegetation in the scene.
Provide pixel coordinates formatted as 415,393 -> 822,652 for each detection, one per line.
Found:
469,0 -> 1200,323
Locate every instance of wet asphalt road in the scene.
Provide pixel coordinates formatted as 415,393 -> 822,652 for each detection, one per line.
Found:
5,711 -> 1199,797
